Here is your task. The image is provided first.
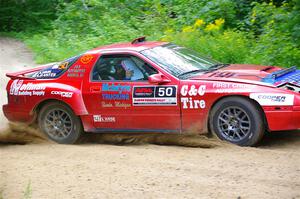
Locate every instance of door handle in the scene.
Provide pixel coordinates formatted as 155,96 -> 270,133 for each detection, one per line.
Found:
90,86 -> 101,92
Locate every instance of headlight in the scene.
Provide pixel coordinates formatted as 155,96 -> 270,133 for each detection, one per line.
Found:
278,83 -> 300,93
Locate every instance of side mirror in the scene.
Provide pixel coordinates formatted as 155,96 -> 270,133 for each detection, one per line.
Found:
148,74 -> 171,84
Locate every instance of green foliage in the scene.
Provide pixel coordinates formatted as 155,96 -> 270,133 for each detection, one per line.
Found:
1,0 -> 299,68
0,0 -> 58,32
168,29 -> 252,64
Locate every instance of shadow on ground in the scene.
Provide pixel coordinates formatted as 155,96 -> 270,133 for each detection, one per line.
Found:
81,132 -> 221,148
0,122 -> 299,149
259,130 -> 300,148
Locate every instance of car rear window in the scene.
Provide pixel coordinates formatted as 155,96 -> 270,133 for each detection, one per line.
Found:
29,55 -> 80,79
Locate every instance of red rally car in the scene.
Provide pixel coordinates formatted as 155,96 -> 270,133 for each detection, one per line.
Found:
3,37 -> 300,146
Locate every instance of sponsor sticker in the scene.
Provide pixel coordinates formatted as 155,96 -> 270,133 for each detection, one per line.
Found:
132,86 -> 177,106
212,83 -> 255,93
51,91 -> 73,98
10,79 -> 46,96
250,93 -> 294,106
67,65 -> 86,78
101,83 -> 131,103
93,115 -> 115,122
32,70 -> 57,78
80,54 -> 94,64
101,101 -> 131,108
32,63 -> 68,78
102,83 -> 131,93
180,85 -> 206,109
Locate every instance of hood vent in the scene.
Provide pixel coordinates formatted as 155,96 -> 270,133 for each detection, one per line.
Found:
261,66 -> 275,72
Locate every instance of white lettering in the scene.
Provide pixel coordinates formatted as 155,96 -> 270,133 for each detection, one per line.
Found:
93,115 -> 116,123
181,97 -> 206,109
51,91 -> 73,98
181,85 -> 206,97
10,79 -> 46,96
180,85 -> 188,96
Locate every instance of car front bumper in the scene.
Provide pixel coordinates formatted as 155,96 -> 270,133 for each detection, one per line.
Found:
264,106 -> 300,131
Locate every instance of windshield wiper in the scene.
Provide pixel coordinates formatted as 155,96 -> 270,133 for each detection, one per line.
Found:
178,69 -> 207,78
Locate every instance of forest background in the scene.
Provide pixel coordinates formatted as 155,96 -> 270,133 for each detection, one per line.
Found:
0,0 -> 299,68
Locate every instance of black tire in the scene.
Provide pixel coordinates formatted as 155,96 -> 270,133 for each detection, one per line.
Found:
38,102 -> 83,144
209,97 -> 265,146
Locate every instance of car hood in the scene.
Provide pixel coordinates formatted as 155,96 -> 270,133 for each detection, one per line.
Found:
189,64 -> 300,87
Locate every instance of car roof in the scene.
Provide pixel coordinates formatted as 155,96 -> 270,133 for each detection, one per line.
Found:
88,41 -> 168,54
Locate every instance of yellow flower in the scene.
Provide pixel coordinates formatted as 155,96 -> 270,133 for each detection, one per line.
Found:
205,23 -> 219,31
182,26 -> 194,33
204,18 -> 225,32
194,19 -> 205,27
215,18 -> 225,26
164,28 -> 174,34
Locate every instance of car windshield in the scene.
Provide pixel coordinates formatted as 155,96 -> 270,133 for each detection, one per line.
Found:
141,43 -> 220,78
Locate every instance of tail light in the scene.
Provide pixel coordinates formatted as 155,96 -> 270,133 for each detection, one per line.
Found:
7,91 -> 9,103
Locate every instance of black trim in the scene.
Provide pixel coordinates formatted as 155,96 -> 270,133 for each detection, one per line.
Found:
88,128 -> 180,134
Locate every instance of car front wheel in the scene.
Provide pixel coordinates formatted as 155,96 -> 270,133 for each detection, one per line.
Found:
209,97 -> 265,146
38,102 -> 83,144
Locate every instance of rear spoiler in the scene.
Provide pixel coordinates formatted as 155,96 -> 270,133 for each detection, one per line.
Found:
6,65 -> 48,80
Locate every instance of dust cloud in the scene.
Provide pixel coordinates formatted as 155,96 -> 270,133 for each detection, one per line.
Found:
0,122 -> 46,144
0,122 -> 220,148
82,133 -> 221,148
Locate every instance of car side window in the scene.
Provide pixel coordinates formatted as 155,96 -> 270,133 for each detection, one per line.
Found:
92,54 -> 157,81
29,55 -> 80,79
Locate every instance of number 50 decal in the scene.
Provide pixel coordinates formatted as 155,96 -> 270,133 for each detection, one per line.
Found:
133,85 -> 177,106
157,87 -> 174,97
155,86 -> 176,98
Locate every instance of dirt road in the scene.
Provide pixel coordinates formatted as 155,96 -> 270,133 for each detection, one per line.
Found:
0,38 -> 299,199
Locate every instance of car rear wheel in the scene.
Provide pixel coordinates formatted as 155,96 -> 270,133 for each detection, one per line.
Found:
209,97 -> 265,146
38,102 -> 83,144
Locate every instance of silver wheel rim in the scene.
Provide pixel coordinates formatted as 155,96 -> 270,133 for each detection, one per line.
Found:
43,109 -> 73,140
217,106 -> 251,142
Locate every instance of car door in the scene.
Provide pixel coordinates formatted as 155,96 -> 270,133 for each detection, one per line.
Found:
82,52 -> 181,132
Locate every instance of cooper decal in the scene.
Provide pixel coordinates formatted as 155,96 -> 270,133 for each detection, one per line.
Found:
250,93 -> 294,106
51,91 -> 73,98
10,79 -> 46,96
133,86 -> 177,106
